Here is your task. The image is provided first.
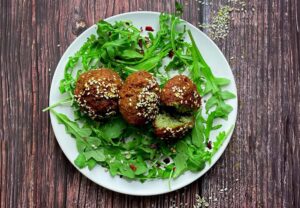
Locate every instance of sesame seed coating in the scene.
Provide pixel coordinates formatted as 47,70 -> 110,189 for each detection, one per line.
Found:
160,75 -> 201,113
119,71 -> 160,126
74,68 -> 123,120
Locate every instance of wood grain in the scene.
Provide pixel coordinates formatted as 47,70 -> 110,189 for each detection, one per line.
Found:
0,0 -> 299,207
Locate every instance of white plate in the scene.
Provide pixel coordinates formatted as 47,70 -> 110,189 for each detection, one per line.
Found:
49,11 -> 238,196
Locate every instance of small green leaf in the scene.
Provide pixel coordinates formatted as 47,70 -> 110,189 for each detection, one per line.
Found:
205,112 -> 216,141
192,111 -> 205,147
87,158 -> 97,170
74,154 -> 86,169
215,77 -> 231,86
220,91 -> 236,100
120,50 -> 143,60
119,165 -> 135,179
131,56 -> 161,71
215,101 -> 233,118
187,155 -> 206,172
76,138 -> 87,152
176,140 -> 189,153
98,117 -> 127,140
212,126 -> 234,154
108,161 -> 121,176
83,149 -> 105,162
134,157 -> 148,175
205,96 -> 218,111
86,137 -> 102,148
212,124 -> 222,130
51,110 -> 92,139
173,153 -> 188,178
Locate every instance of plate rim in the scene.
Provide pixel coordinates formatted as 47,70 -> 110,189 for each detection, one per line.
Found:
49,11 -> 238,196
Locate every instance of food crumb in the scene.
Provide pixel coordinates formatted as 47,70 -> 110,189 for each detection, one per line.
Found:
193,194 -> 209,208
197,0 -> 249,40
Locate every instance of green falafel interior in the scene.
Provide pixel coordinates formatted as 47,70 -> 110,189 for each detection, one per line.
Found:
46,3 -> 236,182
154,112 -> 194,140
155,113 -> 193,130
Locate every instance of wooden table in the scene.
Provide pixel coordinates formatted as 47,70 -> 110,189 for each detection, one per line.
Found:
1,0 -> 299,207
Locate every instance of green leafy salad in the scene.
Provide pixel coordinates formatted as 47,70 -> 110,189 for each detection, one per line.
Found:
45,5 -> 236,182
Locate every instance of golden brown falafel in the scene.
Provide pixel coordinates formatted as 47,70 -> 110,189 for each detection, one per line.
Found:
160,75 -> 201,113
153,112 -> 194,140
119,71 -> 160,126
74,68 -> 123,120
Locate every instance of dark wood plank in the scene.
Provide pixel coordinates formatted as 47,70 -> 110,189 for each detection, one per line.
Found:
198,0 -> 300,207
0,0 -> 299,207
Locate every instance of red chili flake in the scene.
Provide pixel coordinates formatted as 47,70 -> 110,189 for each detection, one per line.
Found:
207,141 -> 212,149
168,50 -> 174,58
173,167 -> 176,171
145,26 -> 154,31
138,39 -> 143,48
129,164 -> 137,171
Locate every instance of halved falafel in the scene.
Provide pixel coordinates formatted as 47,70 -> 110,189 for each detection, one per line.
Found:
153,112 -> 194,140
160,75 -> 201,113
74,68 -> 123,120
119,71 -> 160,126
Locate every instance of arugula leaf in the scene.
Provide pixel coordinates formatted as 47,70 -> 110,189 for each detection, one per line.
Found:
98,117 -> 127,140
74,154 -> 87,169
51,110 -> 92,139
83,149 -> 106,162
173,152 -> 188,178
191,110 -> 205,147
134,157 -> 148,175
215,77 -> 231,86
212,125 -> 234,154
119,165 -> 135,179
119,49 -> 144,60
87,158 -> 97,170
220,91 -> 236,100
205,96 -> 218,111
205,111 -> 216,141
187,155 -> 206,172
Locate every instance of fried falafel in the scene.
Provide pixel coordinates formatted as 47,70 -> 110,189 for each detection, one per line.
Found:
153,112 -> 194,140
160,75 -> 201,113
74,68 -> 123,120
119,71 -> 160,126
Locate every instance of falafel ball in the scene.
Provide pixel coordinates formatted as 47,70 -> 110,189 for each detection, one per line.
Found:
119,71 -> 160,126
74,68 -> 123,120
153,112 -> 194,140
160,75 -> 201,113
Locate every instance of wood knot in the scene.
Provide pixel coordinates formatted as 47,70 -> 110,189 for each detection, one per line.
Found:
72,20 -> 87,36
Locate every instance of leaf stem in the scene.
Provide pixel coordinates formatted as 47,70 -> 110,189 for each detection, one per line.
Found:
168,167 -> 174,190
42,97 -> 73,112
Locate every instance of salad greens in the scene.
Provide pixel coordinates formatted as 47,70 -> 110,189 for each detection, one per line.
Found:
47,4 -> 236,181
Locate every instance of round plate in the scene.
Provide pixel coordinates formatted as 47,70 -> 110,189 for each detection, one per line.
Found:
49,11 -> 238,196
